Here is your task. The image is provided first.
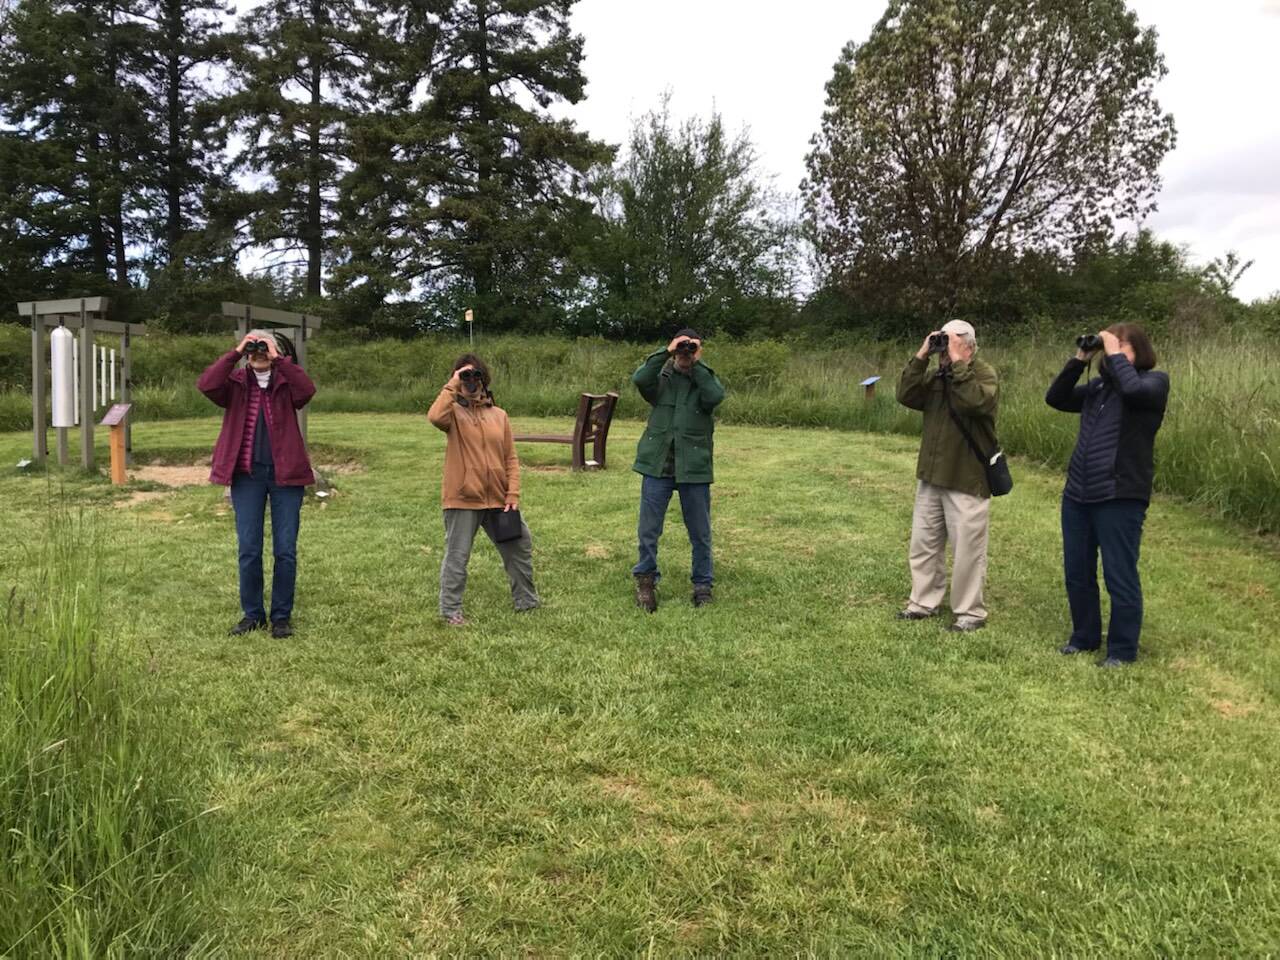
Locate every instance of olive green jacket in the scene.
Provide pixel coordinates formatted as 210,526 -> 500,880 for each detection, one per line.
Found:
896,355 -> 1000,499
631,349 -> 726,484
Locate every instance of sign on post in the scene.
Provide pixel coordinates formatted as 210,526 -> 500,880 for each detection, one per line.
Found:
99,403 -> 132,485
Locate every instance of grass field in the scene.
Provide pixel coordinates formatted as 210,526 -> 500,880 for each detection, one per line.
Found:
2,412 -> 1279,956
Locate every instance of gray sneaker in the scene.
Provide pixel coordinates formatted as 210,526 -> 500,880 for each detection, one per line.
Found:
692,584 -> 713,607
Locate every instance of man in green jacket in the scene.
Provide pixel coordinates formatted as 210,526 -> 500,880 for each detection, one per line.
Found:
631,328 -> 726,612
895,319 -> 999,632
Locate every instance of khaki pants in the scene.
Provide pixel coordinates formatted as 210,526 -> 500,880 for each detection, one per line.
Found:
907,480 -> 990,625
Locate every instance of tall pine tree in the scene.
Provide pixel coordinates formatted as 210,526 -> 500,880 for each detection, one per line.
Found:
0,0 -> 153,294
335,0 -> 611,331
227,0 -> 371,298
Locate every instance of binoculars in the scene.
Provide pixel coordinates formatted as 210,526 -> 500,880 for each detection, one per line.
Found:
244,339 -> 270,356
1076,334 -> 1102,352
459,368 -> 483,383
675,340 -> 699,356
927,332 -> 949,354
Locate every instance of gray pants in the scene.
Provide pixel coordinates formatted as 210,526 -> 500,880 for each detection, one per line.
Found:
440,509 -> 540,617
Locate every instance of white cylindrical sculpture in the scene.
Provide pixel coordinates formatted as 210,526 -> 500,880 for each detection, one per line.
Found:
99,346 -> 106,408
73,339 -> 80,424
50,326 -> 76,428
110,348 -> 117,400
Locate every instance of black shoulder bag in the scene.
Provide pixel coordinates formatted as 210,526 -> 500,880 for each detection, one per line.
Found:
484,507 -> 525,543
942,378 -> 1013,497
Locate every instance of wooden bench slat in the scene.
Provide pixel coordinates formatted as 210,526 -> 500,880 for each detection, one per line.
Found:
514,434 -> 574,443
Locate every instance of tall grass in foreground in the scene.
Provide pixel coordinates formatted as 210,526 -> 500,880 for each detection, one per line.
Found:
0,505 -> 215,957
2,329 -> 1276,531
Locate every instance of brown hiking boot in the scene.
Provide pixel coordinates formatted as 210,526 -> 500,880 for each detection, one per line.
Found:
634,574 -> 658,613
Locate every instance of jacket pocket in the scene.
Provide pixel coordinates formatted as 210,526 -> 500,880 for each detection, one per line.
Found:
680,433 -> 713,477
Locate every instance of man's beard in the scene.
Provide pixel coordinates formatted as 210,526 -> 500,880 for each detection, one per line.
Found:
674,356 -> 694,372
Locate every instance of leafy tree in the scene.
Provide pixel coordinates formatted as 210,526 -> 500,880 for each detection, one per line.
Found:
804,0 -> 1176,319
579,102 -> 799,341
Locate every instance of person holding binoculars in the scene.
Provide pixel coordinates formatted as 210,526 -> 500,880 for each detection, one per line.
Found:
896,319 -> 1000,632
1046,324 -> 1169,667
630,329 -> 726,612
428,354 -> 540,626
197,329 -> 317,638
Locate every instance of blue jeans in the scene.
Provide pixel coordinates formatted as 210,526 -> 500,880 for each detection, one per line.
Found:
1061,497 -> 1148,661
230,465 -> 305,623
633,475 -> 713,586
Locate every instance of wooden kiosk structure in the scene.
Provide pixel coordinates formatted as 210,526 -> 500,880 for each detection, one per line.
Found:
21,296 -> 145,470
220,302 -> 323,440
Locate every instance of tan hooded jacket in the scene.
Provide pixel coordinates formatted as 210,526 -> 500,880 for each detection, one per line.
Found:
427,384 -> 521,510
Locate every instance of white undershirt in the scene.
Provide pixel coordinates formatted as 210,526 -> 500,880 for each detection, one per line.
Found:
254,370 -> 271,389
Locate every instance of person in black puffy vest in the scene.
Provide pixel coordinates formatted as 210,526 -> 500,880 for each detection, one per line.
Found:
1046,323 -> 1169,667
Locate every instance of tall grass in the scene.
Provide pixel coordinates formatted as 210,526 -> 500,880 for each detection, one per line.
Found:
2,327 -> 1277,531
0,504 -> 215,956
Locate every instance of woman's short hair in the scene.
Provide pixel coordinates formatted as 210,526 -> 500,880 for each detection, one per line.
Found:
1105,322 -> 1158,371
452,353 -> 491,388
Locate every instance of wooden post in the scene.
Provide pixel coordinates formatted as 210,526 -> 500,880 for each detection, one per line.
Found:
108,424 -> 127,484
120,326 -> 133,465
860,376 -> 881,403
31,320 -> 47,463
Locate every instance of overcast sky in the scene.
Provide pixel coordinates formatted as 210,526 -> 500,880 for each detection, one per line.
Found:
561,0 -> 1280,302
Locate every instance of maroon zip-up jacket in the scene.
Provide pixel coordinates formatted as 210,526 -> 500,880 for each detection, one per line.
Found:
197,351 -> 317,487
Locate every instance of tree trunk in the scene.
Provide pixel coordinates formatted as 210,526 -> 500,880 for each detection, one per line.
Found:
165,0 -> 183,264
86,135 -> 111,281
472,0 -> 494,302
102,0 -> 129,288
305,0 -> 324,297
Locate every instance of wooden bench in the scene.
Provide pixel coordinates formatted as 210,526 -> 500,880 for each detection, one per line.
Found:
515,391 -> 620,471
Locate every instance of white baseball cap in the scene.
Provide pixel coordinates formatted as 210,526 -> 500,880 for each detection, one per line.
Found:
941,319 -> 976,345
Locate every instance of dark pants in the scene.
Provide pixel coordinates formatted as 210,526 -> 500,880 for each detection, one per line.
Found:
230,465 -> 304,623
633,475 -> 713,586
1061,496 -> 1148,661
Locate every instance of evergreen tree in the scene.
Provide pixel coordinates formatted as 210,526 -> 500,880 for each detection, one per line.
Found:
226,0 -> 371,298
0,0 -> 153,293
335,0 -> 611,331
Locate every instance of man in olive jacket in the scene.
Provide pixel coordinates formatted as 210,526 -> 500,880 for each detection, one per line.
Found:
896,319 -> 999,632
631,328 -> 726,612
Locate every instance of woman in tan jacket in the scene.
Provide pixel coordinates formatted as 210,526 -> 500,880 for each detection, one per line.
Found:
428,354 -> 540,625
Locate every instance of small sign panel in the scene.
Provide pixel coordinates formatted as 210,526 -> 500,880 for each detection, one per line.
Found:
860,376 -> 882,386
99,402 -> 132,427
464,308 -> 474,324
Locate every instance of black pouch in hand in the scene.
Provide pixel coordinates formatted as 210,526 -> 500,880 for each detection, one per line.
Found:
485,507 -> 524,543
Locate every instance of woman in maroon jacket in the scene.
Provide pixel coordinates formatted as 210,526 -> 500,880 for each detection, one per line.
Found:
198,330 -> 316,638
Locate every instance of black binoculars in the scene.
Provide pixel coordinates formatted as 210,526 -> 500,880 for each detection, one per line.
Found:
244,339 -> 270,355
675,340 -> 699,356
459,368 -> 483,382
928,332 -> 949,353
1076,334 -> 1102,352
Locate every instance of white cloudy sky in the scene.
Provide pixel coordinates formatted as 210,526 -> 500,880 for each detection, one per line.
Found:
561,0 -> 1280,302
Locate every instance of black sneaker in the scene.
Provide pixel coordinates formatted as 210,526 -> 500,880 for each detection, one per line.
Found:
229,617 -> 266,636
271,619 -> 293,639
1097,656 -> 1132,669
692,585 -> 713,607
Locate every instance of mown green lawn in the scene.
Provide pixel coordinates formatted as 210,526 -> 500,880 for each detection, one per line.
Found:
2,413 -> 1279,956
